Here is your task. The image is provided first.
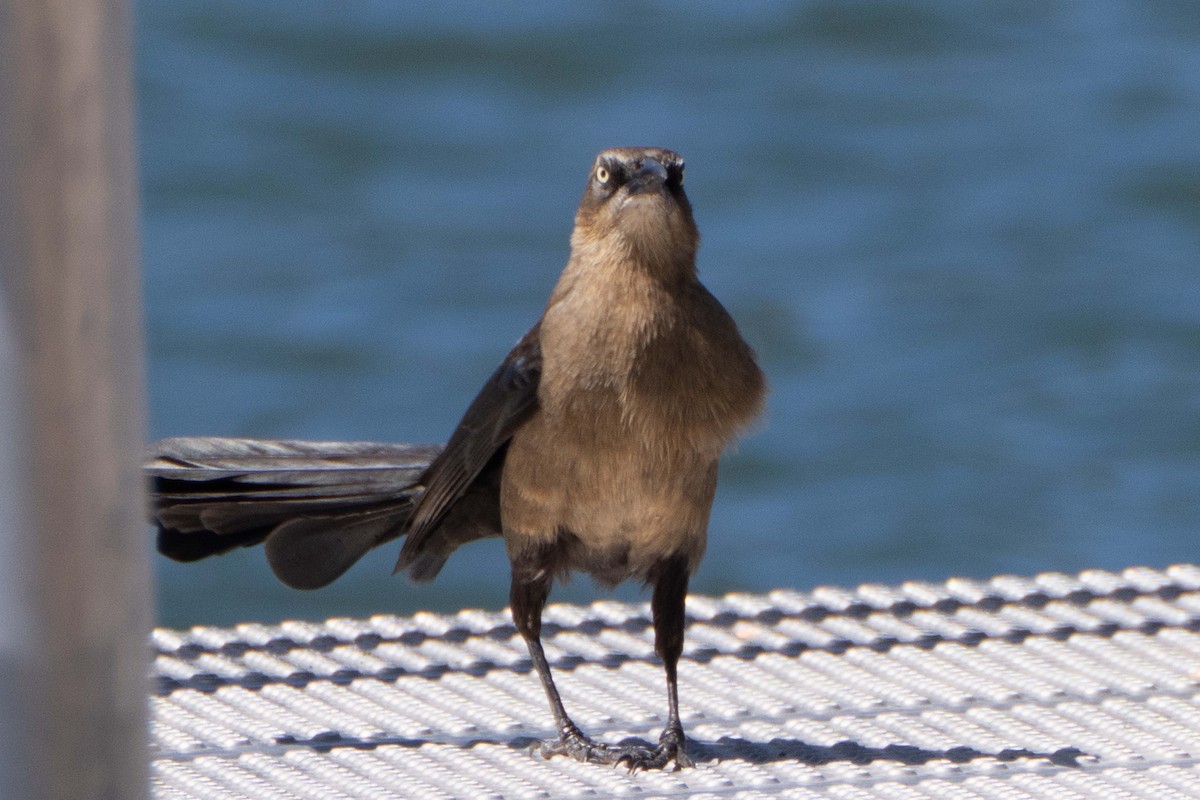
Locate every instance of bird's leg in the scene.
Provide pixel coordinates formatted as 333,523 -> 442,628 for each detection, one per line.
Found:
511,560 -> 627,764
618,554 -> 695,771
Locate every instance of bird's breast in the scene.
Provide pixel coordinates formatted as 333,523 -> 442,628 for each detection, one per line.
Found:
499,270 -> 763,582
537,271 -> 762,453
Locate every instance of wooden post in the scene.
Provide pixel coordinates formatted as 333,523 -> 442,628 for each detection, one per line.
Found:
0,0 -> 151,797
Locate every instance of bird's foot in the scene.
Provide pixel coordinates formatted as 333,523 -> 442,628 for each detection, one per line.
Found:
534,723 -> 693,771
615,724 -> 694,772
535,726 -> 630,765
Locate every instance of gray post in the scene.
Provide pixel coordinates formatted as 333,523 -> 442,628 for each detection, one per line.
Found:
0,0 -> 151,797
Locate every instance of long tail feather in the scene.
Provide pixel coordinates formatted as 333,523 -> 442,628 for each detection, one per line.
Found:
146,437 -> 440,588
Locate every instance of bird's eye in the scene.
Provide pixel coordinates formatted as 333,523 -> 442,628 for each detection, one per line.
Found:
596,166 -> 610,184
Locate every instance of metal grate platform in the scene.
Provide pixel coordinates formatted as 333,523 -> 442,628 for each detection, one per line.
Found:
151,565 -> 1200,798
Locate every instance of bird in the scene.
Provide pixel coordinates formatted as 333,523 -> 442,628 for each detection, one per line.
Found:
148,147 -> 766,770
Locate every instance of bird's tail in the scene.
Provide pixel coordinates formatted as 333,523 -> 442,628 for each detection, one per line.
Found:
146,437 -> 441,589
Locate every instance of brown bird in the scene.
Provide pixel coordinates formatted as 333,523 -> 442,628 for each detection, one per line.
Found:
149,147 -> 765,770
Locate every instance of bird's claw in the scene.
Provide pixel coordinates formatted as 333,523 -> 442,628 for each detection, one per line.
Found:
615,726 -> 693,772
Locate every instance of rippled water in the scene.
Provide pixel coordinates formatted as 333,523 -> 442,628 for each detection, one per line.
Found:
140,1 -> 1200,628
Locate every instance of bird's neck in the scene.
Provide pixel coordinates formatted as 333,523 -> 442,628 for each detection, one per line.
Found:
566,230 -> 697,288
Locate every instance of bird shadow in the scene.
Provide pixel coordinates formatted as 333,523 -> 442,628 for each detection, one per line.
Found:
278,732 -> 1086,769
686,736 -> 1087,768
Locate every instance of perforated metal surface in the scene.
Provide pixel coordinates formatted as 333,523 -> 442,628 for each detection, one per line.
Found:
151,565 -> 1200,798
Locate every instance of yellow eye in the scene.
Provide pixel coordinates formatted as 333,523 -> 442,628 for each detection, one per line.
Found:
596,166 -> 610,184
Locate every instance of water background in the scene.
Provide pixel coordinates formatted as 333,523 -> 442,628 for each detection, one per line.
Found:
140,1 -> 1200,629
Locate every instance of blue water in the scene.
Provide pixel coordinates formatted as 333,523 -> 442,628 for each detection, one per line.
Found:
140,1 -> 1200,628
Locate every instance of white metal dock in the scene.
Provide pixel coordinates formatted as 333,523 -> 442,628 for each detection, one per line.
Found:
151,565 -> 1200,798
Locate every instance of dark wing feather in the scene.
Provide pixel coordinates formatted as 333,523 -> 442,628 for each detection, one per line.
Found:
395,323 -> 542,574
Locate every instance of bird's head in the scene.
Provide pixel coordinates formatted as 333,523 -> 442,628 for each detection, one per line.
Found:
571,147 -> 698,279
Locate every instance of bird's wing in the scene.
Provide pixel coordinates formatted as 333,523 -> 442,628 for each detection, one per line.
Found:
395,322 -> 542,573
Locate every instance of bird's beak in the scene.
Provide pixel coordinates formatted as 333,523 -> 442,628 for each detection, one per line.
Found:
626,159 -> 669,195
